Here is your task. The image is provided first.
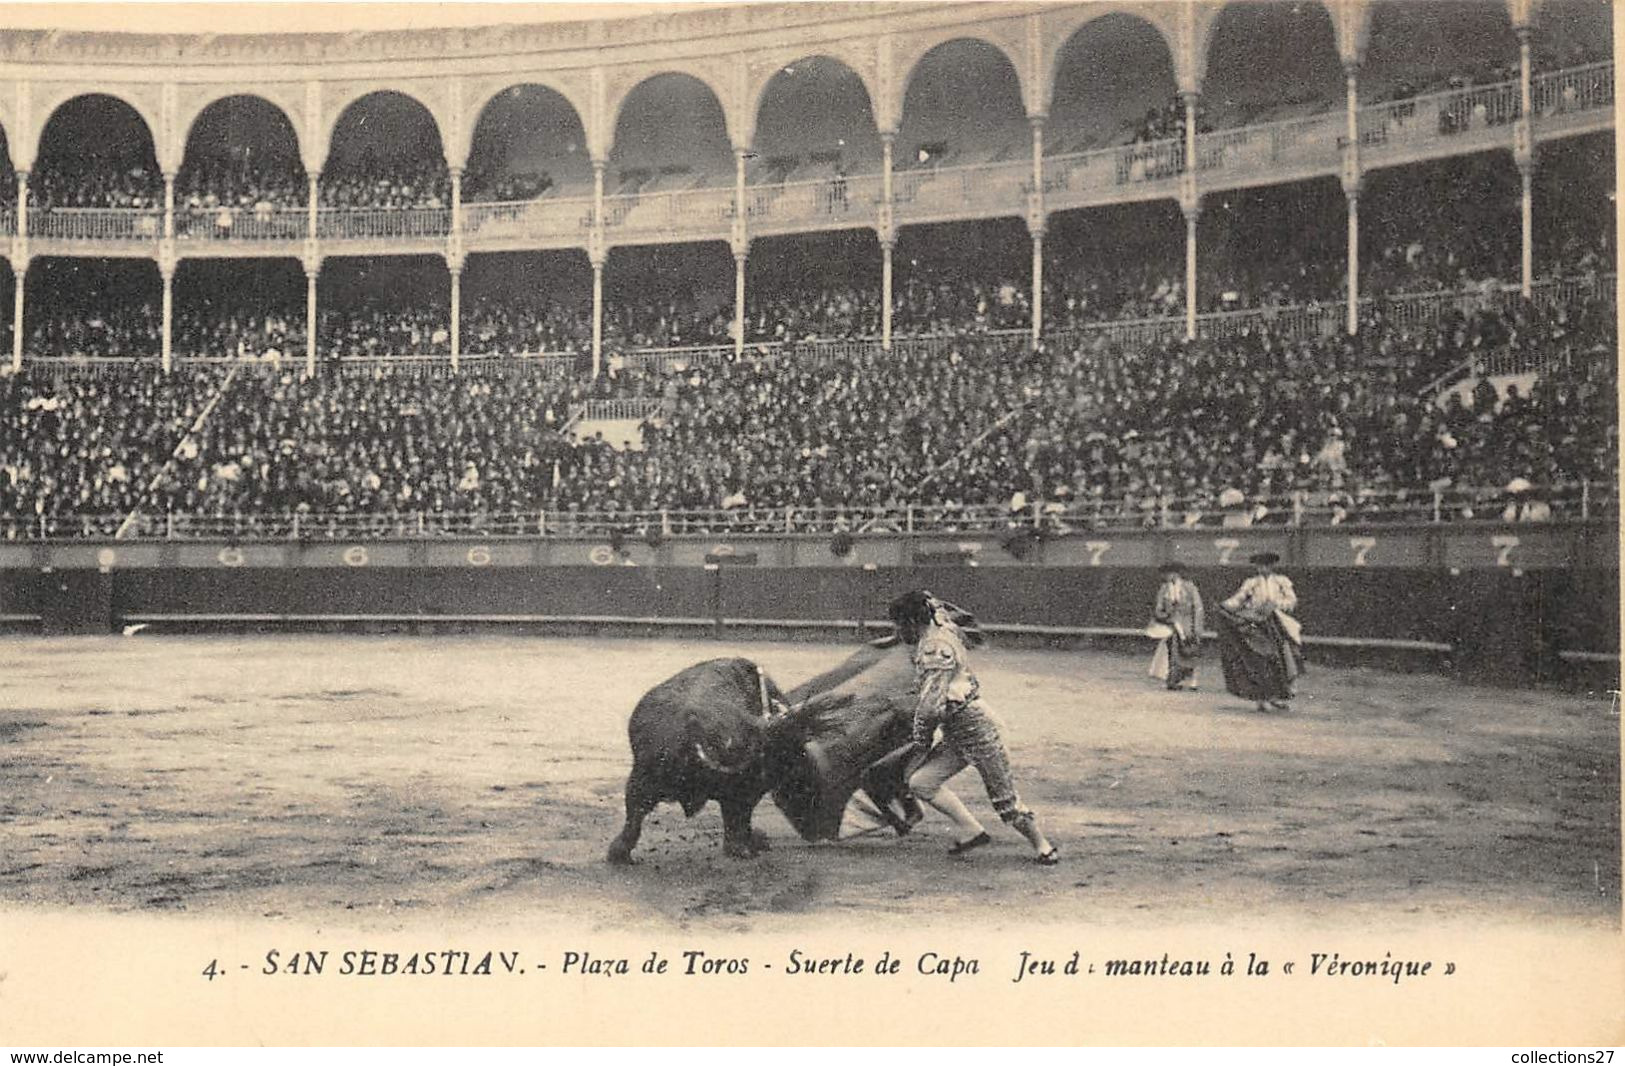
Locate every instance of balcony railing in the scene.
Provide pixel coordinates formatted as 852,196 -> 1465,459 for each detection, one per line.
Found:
573,396 -> 666,422
175,206 -> 307,242
1043,136 -> 1185,208
604,184 -> 735,242
5,480 -> 1611,545
462,196 -> 595,243
1199,111 -> 1343,182
744,172 -> 883,232
316,206 -> 450,241
892,157 -> 1031,223
27,207 -> 161,242
1533,61 -> 1615,131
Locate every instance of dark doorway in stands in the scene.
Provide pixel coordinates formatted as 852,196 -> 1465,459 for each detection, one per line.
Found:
1534,131 -> 1614,277
897,38 -> 1027,170
753,56 -> 882,182
1200,177 -> 1346,312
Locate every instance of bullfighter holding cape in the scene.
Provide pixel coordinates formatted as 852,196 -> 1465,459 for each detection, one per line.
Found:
1147,562 -> 1204,690
1214,551 -> 1305,712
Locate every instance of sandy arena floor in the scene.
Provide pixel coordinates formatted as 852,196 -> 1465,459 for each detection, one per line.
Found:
0,634 -> 1617,933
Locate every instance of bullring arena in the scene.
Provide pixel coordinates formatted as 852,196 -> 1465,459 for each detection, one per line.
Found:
0,0 -> 1619,1046
0,632 -> 1618,930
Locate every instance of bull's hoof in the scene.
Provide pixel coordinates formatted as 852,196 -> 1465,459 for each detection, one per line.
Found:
606,843 -> 637,865
748,829 -> 772,853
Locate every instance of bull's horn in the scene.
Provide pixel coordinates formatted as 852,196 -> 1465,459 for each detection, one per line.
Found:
693,741 -> 749,774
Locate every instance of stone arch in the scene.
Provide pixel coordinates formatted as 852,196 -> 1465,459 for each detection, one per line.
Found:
318,84 -> 448,174
1198,1 -> 1344,125
1192,0 -> 1350,93
743,45 -> 881,152
895,37 -> 1029,167
33,89 -> 160,175
606,70 -> 735,186
892,28 -> 1030,132
749,54 -> 883,173
1040,4 -> 1183,115
603,60 -> 739,160
456,75 -> 593,172
176,88 -> 308,175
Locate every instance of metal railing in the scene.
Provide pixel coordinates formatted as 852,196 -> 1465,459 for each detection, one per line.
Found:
892,157 -> 1031,223
1198,110 -> 1342,181
1533,61 -> 1614,126
3,481 -> 1611,544
1043,136 -> 1185,208
603,184 -> 735,241
462,195 -> 596,242
573,396 -> 666,422
316,206 -> 451,241
174,206 -> 308,242
27,207 -> 162,242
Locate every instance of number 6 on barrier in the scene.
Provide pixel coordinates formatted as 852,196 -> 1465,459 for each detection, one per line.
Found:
467,546 -> 492,567
343,546 -> 369,567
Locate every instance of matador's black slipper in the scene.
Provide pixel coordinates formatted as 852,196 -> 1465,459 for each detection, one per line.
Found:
947,832 -> 992,856
1034,847 -> 1061,866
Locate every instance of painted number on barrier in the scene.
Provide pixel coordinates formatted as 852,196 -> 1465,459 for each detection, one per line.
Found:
342,546 -> 369,568
588,545 -> 615,566
1085,541 -> 1111,567
217,546 -> 245,568
466,546 -> 492,567
711,544 -> 735,558
1214,539 -> 1240,565
1349,537 -> 1376,567
1491,534 -> 1520,568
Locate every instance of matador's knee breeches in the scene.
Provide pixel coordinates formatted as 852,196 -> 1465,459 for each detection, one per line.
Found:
941,699 -> 1033,825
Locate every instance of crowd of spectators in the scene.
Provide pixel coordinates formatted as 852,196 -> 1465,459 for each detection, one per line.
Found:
0,273 -> 1612,534
318,158 -> 450,210
28,162 -> 162,211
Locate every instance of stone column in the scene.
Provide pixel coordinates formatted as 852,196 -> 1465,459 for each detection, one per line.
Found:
1343,62 -> 1362,336
10,253 -> 24,372
1181,92 -> 1200,341
1029,115 -> 1046,344
304,262 -> 319,378
163,172 -> 176,240
16,171 -> 27,240
449,259 -> 462,374
1517,27 -> 1535,297
307,172 -> 319,241
159,252 -> 174,374
880,131 -> 896,351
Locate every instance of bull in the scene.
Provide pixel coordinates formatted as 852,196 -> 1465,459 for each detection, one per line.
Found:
605,639 -> 921,864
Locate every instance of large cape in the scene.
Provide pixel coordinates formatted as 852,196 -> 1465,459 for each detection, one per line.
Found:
1214,606 -> 1304,701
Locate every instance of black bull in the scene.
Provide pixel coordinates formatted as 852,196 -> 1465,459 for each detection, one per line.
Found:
606,641 -> 921,863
